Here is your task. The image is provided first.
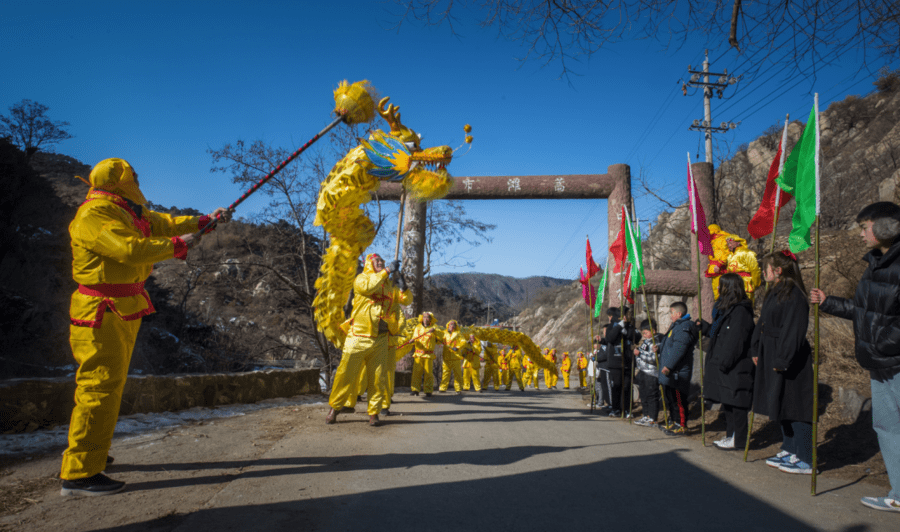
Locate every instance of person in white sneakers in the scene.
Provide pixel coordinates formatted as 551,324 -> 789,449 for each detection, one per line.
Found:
811,202 -> 900,512
697,273 -> 756,450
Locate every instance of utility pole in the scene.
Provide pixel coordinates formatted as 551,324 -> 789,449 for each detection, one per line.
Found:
685,50 -> 740,164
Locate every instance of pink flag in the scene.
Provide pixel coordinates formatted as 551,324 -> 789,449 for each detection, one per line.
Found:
579,267 -> 597,307
687,153 -> 713,255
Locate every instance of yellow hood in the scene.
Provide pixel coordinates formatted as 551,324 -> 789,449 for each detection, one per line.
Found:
80,158 -> 147,205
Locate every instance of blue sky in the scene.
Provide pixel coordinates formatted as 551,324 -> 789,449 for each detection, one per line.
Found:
2,1 -> 890,279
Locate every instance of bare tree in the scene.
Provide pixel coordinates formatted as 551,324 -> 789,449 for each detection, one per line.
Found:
423,200 -> 496,274
392,1 -> 899,82
0,99 -> 73,154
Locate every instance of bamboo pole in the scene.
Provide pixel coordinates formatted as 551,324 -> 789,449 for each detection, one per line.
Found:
587,292 -> 595,412
812,215 -> 821,495
812,93 -> 821,496
620,263 -> 627,419
696,229 -> 706,445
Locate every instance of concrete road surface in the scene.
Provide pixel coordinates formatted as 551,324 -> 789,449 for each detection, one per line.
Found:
1,387 -> 896,531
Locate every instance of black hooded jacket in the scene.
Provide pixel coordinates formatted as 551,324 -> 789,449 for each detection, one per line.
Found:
821,239 -> 900,371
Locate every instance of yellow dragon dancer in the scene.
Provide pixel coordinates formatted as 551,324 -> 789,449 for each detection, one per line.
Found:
313,87 -> 459,347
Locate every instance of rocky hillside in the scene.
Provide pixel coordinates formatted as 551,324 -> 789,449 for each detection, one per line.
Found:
426,273 -> 569,321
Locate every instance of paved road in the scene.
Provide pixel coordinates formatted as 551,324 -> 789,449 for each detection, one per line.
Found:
2,388 -> 896,531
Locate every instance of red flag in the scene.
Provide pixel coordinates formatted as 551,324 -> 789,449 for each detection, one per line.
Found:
579,267 -> 596,307
623,263 -> 635,305
609,207 -> 628,273
747,120 -> 793,239
687,155 -> 714,255
586,237 -> 601,278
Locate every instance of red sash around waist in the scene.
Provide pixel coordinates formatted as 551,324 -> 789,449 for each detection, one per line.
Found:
78,281 -> 146,298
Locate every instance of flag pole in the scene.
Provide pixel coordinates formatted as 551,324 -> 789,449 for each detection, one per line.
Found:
812,93 -> 821,496
620,260 -> 627,419
695,227 -> 706,445
585,242 -> 596,412
746,112 -> 790,462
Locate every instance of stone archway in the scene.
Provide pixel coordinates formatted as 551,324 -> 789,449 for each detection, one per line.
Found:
378,162 -> 716,320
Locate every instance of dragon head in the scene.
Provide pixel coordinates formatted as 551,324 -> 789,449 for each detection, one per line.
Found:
362,97 -> 454,200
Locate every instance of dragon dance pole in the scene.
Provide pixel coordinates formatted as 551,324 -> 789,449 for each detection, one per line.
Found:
394,190 -> 407,261
193,115 -> 345,239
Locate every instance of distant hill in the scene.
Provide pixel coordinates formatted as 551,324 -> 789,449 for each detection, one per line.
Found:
426,273 -> 570,321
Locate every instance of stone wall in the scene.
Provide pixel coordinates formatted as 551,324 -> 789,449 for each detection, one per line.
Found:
1,368 -> 321,434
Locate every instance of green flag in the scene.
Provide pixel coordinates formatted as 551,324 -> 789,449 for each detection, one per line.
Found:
776,101 -> 819,253
593,261 -> 608,318
624,209 -> 646,291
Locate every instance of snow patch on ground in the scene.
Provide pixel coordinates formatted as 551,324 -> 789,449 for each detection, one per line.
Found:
1,395 -> 325,459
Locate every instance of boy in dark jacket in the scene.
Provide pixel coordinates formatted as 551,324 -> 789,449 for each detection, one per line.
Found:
658,301 -> 698,435
811,202 -> 900,513
633,320 -> 664,427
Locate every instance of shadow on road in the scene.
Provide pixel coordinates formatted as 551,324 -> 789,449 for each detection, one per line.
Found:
93,450 -> 873,532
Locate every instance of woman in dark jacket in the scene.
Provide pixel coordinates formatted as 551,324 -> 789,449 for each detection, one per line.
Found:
752,250 -> 814,475
699,273 -> 756,449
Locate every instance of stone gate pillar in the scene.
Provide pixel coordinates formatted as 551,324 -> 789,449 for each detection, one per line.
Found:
689,161 -> 715,319
402,199 -> 427,317
606,163 -> 632,311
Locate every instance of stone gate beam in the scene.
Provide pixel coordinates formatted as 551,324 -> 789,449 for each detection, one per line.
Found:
644,270 -> 697,297
377,173 -> 618,200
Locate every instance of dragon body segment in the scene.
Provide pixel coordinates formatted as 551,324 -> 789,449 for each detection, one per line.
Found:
313,94 -> 455,347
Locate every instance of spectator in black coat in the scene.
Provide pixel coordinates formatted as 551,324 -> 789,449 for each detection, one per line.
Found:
752,250 -> 814,475
602,307 -> 634,417
811,202 -> 900,512
658,301 -> 698,435
698,273 -> 756,450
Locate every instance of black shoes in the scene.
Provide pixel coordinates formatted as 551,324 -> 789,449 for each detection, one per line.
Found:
60,473 -> 125,497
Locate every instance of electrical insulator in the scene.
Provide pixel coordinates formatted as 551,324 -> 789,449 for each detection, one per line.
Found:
682,83 -> 687,96
691,73 -> 700,82
693,119 -> 700,127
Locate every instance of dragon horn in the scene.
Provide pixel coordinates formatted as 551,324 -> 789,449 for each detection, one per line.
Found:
377,97 -> 404,135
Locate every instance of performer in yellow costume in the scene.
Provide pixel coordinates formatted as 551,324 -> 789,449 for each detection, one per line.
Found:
543,349 -> 559,389
326,253 -> 407,426
440,320 -> 465,392
461,333 -> 482,392
61,158 -> 230,496
560,352 -> 572,389
481,341 -> 501,391
409,312 -> 441,396
522,354 -> 534,388
380,273 -> 412,415
577,352 -> 589,388
705,224 -> 761,302
498,349 -> 510,389
507,346 -> 525,391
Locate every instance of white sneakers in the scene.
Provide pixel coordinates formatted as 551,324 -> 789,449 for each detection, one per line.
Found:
713,435 -> 735,449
